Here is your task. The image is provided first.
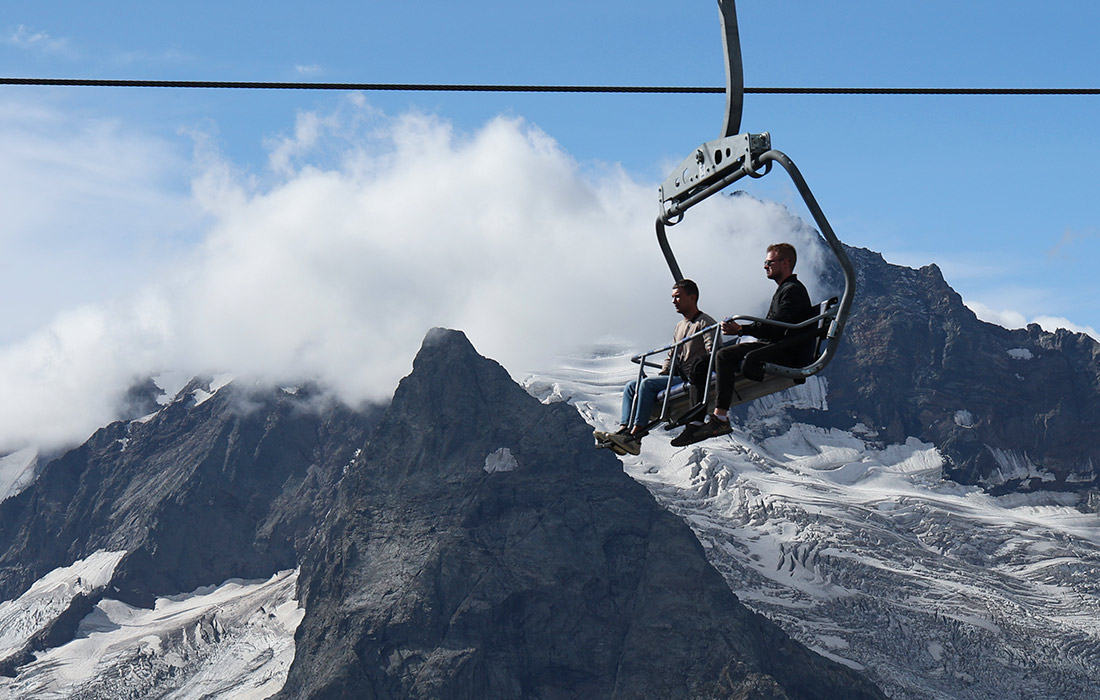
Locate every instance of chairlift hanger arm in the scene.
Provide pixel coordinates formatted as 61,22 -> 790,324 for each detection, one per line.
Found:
653,144 -> 855,379
718,0 -> 744,138
658,132 -> 772,224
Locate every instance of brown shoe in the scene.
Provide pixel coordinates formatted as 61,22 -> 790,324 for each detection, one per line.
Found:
605,432 -> 643,455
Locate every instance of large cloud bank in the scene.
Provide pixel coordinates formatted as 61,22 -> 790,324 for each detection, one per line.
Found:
0,97 -> 824,452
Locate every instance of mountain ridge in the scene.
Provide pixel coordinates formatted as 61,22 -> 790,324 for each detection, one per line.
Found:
0,329 -> 889,699
798,244 -> 1100,490
280,327 -> 887,699
2,239 -> 1099,698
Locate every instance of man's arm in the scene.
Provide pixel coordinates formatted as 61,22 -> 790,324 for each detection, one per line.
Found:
745,283 -> 813,341
660,319 -> 686,374
701,314 -> 717,356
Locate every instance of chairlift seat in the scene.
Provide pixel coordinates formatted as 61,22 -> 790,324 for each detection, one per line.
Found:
650,297 -> 836,423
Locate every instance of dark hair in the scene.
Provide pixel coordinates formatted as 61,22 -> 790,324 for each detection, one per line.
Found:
673,278 -> 699,298
767,242 -> 797,269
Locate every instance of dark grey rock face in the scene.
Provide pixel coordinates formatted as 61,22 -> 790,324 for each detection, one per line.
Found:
0,380 -> 378,609
808,246 -> 1100,488
279,328 -> 887,700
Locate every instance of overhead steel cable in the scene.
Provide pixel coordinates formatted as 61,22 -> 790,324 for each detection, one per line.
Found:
0,78 -> 1098,95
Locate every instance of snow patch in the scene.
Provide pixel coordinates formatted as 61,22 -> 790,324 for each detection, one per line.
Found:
1007,348 -> 1034,360
985,447 -> 1056,484
850,423 -> 878,438
759,426 -> 942,485
954,410 -> 976,428
192,374 -> 235,406
0,569 -> 302,700
192,388 -> 215,405
152,371 -> 191,407
484,447 -> 519,473
0,550 -> 127,665
747,375 -> 829,420
0,447 -> 38,503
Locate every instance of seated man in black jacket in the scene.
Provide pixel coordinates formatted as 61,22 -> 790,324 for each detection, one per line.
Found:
673,242 -> 815,445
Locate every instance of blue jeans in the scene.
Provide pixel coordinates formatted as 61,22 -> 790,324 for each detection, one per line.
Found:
621,375 -> 683,428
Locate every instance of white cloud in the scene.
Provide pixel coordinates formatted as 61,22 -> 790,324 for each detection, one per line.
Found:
1031,316 -> 1100,342
4,24 -> 69,54
0,98 -> 828,452
1047,226 -> 1100,260
965,300 -> 1099,342
966,301 -> 1028,330
0,99 -> 203,343
0,301 -> 170,451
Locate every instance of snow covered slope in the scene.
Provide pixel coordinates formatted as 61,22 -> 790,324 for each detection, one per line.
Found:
0,564 -> 301,700
0,448 -> 37,504
527,347 -> 1100,700
0,551 -> 125,670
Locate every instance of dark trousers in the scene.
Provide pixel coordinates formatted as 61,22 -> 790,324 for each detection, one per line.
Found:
714,342 -> 769,410
679,355 -> 712,409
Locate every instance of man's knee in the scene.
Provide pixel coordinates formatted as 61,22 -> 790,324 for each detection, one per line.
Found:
716,344 -> 748,370
688,363 -> 709,386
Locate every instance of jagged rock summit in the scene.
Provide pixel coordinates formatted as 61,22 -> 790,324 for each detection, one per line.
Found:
812,246 -> 1100,489
279,328 -> 887,700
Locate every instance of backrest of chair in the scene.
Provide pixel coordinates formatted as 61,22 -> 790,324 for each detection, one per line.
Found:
812,297 -> 839,359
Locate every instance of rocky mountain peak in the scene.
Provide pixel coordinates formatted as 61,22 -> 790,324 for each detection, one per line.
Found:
281,328 -> 887,700
0,379 -> 378,619
354,327 -> 585,490
799,244 -> 1100,489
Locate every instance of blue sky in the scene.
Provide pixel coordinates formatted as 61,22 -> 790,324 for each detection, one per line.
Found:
1,1 -> 1098,448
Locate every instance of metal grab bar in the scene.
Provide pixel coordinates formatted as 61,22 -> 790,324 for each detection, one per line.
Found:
624,301 -> 835,426
722,310 -> 837,334
629,322 -> 721,366
628,306 -> 835,368
625,322 -> 722,428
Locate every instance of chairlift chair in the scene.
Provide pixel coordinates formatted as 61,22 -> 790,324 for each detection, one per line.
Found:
624,0 -> 856,432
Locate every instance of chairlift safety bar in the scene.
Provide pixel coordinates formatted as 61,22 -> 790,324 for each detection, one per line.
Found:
625,301 -> 836,426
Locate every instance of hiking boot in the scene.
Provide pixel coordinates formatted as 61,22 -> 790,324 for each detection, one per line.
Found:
605,432 -> 643,455
594,425 -> 635,446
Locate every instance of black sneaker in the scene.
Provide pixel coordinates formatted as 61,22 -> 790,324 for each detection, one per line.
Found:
670,421 -> 704,447
672,415 -> 731,446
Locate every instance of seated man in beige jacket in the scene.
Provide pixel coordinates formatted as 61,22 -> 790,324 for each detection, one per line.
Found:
598,278 -> 716,455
